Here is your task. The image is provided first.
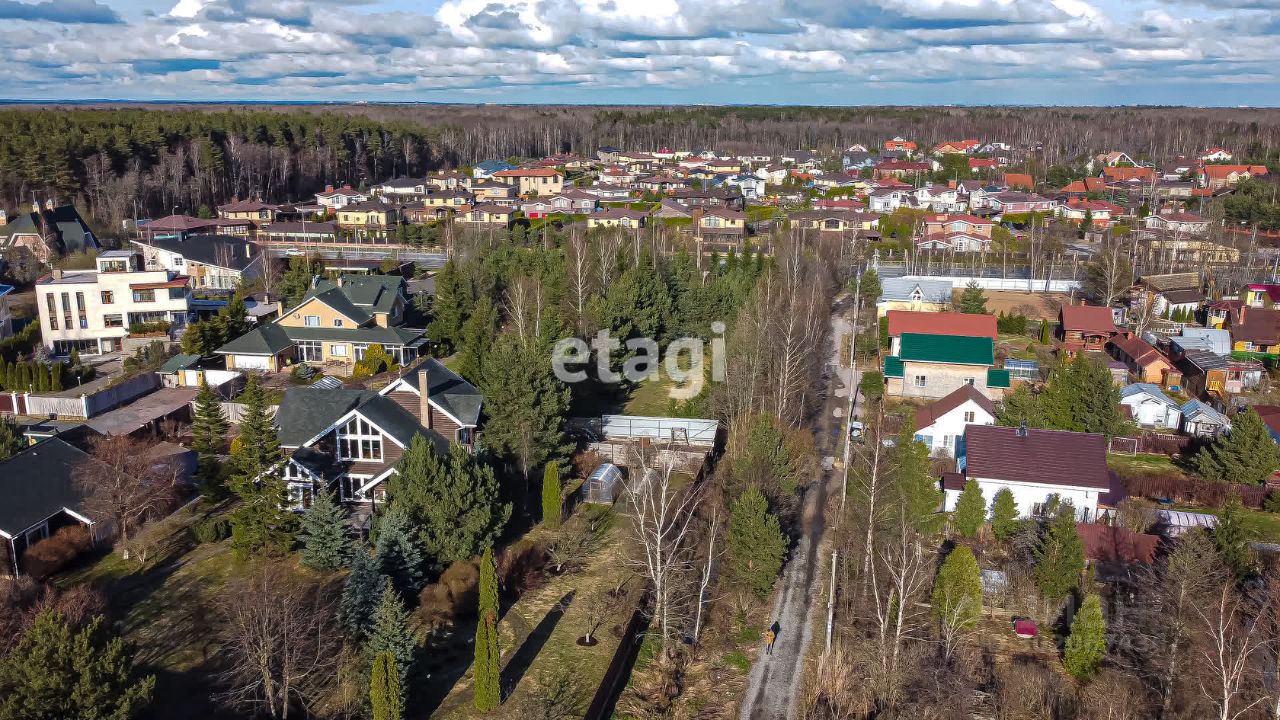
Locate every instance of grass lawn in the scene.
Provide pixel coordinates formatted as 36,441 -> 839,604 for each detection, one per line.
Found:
1107,452 -> 1191,478
1171,503 -> 1280,544
623,375 -> 681,416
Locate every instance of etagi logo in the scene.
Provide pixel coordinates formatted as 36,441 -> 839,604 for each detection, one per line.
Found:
551,322 -> 727,399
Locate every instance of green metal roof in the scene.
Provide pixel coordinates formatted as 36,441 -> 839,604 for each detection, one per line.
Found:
883,355 -> 904,378
898,333 -> 994,366
159,353 -> 201,373
986,368 -> 1011,388
216,323 -> 294,356
280,324 -> 423,345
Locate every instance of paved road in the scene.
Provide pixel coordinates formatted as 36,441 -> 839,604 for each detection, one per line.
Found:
738,296 -> 863,720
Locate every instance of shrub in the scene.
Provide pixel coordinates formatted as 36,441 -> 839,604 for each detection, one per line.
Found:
417,560 -> 480,627
191,517 -> 231,544
22,526 -> 90,579
496,539 -> 547,596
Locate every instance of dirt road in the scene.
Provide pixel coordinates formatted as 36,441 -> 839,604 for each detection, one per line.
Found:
738,297 -> 862,720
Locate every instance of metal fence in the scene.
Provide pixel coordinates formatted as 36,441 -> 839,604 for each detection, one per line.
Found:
597,415 -> 719,447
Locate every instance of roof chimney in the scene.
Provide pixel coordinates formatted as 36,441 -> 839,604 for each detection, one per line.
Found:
417,366 -> 432,429
1016,421 -> 1028,438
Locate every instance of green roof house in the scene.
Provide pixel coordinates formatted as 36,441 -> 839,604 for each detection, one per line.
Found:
882,332 -> 1008,401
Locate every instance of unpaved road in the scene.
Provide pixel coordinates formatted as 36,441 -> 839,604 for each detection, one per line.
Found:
738,296 -> 862,720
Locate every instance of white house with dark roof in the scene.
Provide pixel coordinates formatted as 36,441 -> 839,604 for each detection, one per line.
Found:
912,384 -> 996,457
1119,383 -> 1182,429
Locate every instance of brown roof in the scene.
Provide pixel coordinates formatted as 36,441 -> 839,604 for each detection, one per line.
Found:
941,471 -> 965,491
1060,304 -> 1118,335
885,310 -> 997,340
1108,334 -> 1170,368
915,384 -> 996,431
1232,307 -> 1280,345
1076,523 -> 1159,564
963,424 -> 1110,490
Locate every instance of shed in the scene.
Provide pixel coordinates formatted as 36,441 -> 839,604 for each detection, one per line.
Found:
581,463 -> 623,504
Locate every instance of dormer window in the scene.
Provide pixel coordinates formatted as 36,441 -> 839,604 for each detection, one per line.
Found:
338,416 -> 383,461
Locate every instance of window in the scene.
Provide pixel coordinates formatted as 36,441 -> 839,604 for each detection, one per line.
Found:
132,289 -> 155,303
330,343 -> 348,357
913,375 -> 927,387
354,343 -> 368,361
101,290 -> 114,304
103,314 -> 123,328
45,293 -> 58,330
61,292 -> 72,331
963,411 -> 975,423
169,288 -> 186,300
297,341 -> 322,363
76,292 -> 87,328
304,315 -> 321,327
333,318 -> 344,327
942,435 -> 954,449
963,377 -> 975,386
338,416 -> 383,462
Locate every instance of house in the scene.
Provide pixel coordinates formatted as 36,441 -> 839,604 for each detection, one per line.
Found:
667,188 -> 745,211
217,274 -> 421,372
217,199 -> 279,224
842,151 -> 878,171
1108,335 -> 1179,386
275,357 -> 480,508
1060,177 -> 1106,196
1180,399 -> 1231,437
1200,148 -> 1234,162
1119,383 -> 1182,429
884,137 -> 917,153
986,192 -> 1057,214
470,182 -> 519,205
335,201 -> 398,239
912,185 -> 964,213
968,158 -> 999,172
1243,284 -> 1280,309
587,208 -> 648,230
520,192 -> 598,218
1200,165 -> 1268,190
1144,212 -> 1211,235
915,214 -> 994,252
427,171 -> 470,191
1133,273 -> 1203,317
873,161 -> 933,181
473,160 -> 515,179
721,174 -> 766,199
1076,523 -> 1159,571
493,168 -> 564,196
458,204 -> 513,227
1207,299 -> 1243,329
315,185 -> 369,211
1103,166 -> 1156,184
1178,349 -> 1263,398
912,384 -> 996,457
867,188 -> 910,213
1057,199 -> 1122,228
885,310 -> 997,354
141,214 -> 253,240
693,207 -> 746,237
0,203 -> 99,264
932,140 -> 980,155
882,333 -> 1009,401
131,235 -> 264,293
1169,327 -> 1232,357
1228,306 -> 1280,358
948,424 -> 1111,521
1093,151 -> 1138,168
37,250 -> 190,356
258,221 -> 339,245
1058,304 -> 1123,356
1001,173 -> 1034,191
0,438 -> 119,577
877,279 -> 953,315
788,210 -> 878,235
373,178 -> 428,200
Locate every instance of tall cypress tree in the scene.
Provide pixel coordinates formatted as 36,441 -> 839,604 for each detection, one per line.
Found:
893,413 -> 944,533
339,550 -> 385,641
370,651 -> 402,720
725,485 -> 787,600
299,488 -> 351,571
952,479 -> 986,538
374,506 -> 424,598
931,545 -> 983,629
541,463 -> 562,529
228,375 -> 295,558
990,488 -> 1020,540
366,585 -> 416,693
1063,594 -> 1106,681
473,546 -> 501,712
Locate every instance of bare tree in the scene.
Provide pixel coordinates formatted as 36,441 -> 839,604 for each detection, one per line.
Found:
565,230 -> 595,334
74,434 -> 179,561
1194,580 -> 1272,720
865,511 -> 932,710
692,505 -> 721,643
217,564 -> 340,720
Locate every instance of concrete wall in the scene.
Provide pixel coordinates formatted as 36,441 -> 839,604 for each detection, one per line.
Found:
893,360 -> 999,401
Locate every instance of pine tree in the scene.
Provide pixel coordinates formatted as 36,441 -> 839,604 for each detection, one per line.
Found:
299,488 -> 351,571
456,294 -> 498,383
0,611 -> 155,720
370,651 -> 402,720
1034,502 -> 1085,599
389,437 -> 510,569
339,550 -> 385,641
893,413 -> 944,533
0,415 -> 23,461
931,545 -> 983,630
1063,594 -> 1106,681
1035,354 -> 1128,438
366,585 -> 416,689
952,479 -> 986,538
1196,408 -> 1280,485
191,378 -> 229,498
725,485 -> 787,600
479,333 -> 570,489
542,463 -> 562,529
228,375 -> 295,558
1215,492 -> 1254,580
427,259 -> 470,351
957,281 -> 987,314
374,506 -> 424,598
473,546 -> 501,712
990,488 -> 1020,540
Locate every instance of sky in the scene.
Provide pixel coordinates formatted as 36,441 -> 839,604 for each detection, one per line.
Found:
0,0 -> 1278,105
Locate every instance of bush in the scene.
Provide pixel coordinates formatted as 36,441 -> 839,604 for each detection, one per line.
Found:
496,539 -> 547,596
191,517 -> 231,544
417,560 -> 480,627
127,321 -> 171,336
22,526 -> 90,579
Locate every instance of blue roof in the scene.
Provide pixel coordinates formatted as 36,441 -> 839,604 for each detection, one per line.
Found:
1180,399 -> 1231,425
476,160 -> 514,173
0,284 -> 13,297
1120,383 -> 1180,409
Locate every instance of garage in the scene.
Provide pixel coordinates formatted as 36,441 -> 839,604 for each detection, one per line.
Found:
232,354 -> 271,370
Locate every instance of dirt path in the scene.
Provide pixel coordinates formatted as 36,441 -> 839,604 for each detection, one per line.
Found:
738,296 -> 861,720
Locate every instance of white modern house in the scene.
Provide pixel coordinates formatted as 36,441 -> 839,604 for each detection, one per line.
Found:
912,384 -> 996,457
947,424 -> 1111,521
1119,383 -> 1182,429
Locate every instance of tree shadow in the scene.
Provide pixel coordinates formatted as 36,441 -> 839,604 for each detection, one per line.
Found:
500,590 -> 575,700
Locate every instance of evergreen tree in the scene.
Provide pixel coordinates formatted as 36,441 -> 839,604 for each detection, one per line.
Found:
278,256 -> 316,307
1064,594 -> 1106,681
0,611 -> 155,720
952,479 -> 986,538
299,488 -> 352,571
456,295 -> 498,383
370,652 -> 402,720
541,463 -> 562,529
389,437 -> 510,569
366,585 -> 416,690
1039,319 -> 1052,344
374,506 -> 425,598
893,413 -> 944,533
957,281 -> 988,314
725,485 -> 787,600
0,415 -> 24,460
1215,492 -> 1254,580
480,334 -> 570,494
339,550 -> 385,640
1006,355 -> 1127,438
49,362 -> 62,392
990,488 -> 1021,540
931,545 -> 983,630
474,546 -> 501,712
1034,502 -> 1086,599
1195,408 -> 1280,485
427,259 -> 470,351
228,375 -> 295,558
191,378 -> 229,498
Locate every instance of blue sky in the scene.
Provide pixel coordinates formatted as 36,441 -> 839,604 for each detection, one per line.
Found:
0,0 -> 1277,104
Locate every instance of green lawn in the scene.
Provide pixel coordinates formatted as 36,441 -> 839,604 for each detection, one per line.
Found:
1107,452 -> 1190,478
623,375 -> 680,416
1172,503 -> 1280,544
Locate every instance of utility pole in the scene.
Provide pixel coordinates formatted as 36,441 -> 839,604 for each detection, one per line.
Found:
825,549 -> 837,654
839,263 -> 863,519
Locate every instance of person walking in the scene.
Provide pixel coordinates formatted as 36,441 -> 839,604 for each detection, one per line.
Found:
763,626 -> 776,656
